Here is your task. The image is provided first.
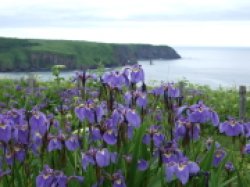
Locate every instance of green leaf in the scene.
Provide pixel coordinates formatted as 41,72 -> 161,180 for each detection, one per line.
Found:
221,176 -> 237,187
200,143 -> 215,171
126,120 -> 147,187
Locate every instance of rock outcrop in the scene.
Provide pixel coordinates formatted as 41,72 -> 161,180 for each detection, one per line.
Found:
114,44 -> 181,65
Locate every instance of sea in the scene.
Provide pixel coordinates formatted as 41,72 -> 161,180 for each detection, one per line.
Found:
1,47 -> 250,89
139,47 -> 250,89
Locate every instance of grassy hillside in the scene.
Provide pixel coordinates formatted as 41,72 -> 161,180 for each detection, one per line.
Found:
0,37 -> 181,71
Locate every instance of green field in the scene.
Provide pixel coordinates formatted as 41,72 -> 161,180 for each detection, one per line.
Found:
0,37 -> 180,71
0,66 -> 250,187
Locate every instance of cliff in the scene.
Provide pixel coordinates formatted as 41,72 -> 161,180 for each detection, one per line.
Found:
0,37 -> 181,71
114,44 -> 181,65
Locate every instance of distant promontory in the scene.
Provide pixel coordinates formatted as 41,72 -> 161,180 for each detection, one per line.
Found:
0,37 -> 181,71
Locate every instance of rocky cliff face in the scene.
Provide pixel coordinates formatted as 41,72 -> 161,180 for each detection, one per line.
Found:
114,44 -> 181,65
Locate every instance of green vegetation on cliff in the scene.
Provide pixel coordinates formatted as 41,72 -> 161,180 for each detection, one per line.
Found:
0,37 -> 181,71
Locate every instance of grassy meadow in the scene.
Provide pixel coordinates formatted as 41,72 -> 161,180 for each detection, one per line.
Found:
0,66 -> 250,187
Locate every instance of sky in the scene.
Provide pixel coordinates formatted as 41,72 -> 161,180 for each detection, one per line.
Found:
1,0 -> 250,47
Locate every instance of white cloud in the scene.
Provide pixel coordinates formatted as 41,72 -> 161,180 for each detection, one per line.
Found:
1,21 -> 250,47
1,0 -> 250,20
1,0 -> 250,46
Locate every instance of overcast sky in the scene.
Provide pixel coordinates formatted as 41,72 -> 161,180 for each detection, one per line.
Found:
1,0 -> 250,46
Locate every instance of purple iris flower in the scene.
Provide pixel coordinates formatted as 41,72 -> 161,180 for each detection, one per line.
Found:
213,149 -> 227,167
75,104 -> 86,122
103,129 -> 117,145
150,83 -> 180,98
122,68 -> 130,86
90,118 -> 118,145
162,152 -> 179,164
0,119 -> 11,143
102,71 -> 126,89
36,165 -> 84,187
225,162 -> 234,172
167,83 -> 180,98
111,109 -> 124,127
91,127 -> 102,141
125,109 -> 141,128
176,105 -> 188,117
112,171 -> 126,187
243,122 -> 250,137
95,148 -> 111,167
75,100 -> 104,124
205,137 -> 221,150
143,125 -> 165,147
136,92 -> 147,109
5,151 -> 14,166
137,159 -> 149,171
30,111 -> 48,136
165,159 -> 200,185
186,101 -> 219,126
110,152 -> 118,164
31,131 -> 43,146
174,118 -> 200,141
82,152 -> 96,170
154,109 -> 163,122
150,86 -> 164,96
243,144 -> 250,154
89,91 -> 100,99
174,120 -> 186,139
30,144 -> 40,156
36,166 -> 54,187
65,135 -> 80,151
81,104 -> 96,123
219,118 -> 244,136
55,174 -> 68,187
51,119 -> 60,129
14,145 -> 26,162
124,92 -> 132,106
7,108 -> 26,125
188,102 -> 210,123
126,125 -> 135,140
101,118 -> 118,145
81,148 -> 113,170
130,64 -> 144,84
48,138 -> 62,152
0,169 -> 11,178
210,111 -> 220,126
95,104 -> 105,123
13,125 -> 29,144
160,141 -> 184,163
152,133 -> 165,147
189,123 -> 200,140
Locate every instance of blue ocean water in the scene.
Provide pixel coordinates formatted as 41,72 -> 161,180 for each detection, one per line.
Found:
0,47 -> 250,88
139,47 -> 250,88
